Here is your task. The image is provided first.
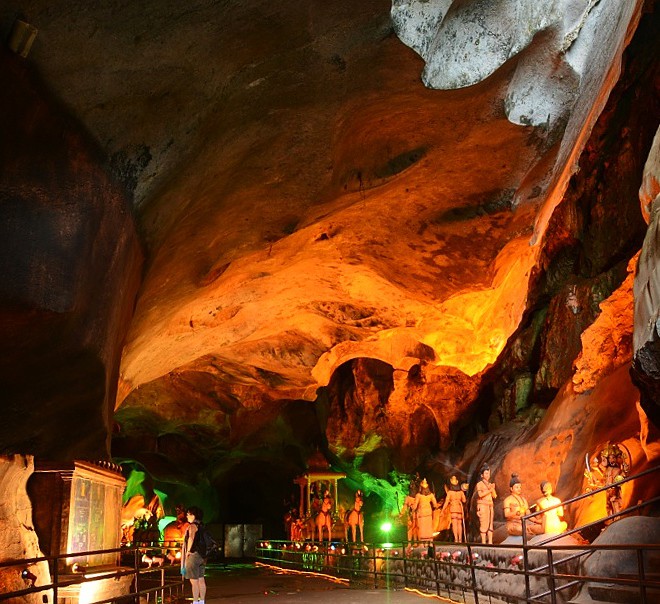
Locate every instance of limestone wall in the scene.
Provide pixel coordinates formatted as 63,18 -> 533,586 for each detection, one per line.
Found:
0,455 -> 52,604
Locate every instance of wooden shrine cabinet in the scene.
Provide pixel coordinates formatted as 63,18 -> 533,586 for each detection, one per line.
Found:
29,460 -> 125,569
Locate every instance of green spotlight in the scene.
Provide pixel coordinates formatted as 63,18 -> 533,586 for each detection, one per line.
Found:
380,521 -> 392,533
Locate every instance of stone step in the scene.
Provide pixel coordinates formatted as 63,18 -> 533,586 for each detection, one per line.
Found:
587,581 -> 660,604
567,597 -> 619,604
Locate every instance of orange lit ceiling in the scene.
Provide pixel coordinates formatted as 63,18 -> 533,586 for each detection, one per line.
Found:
2,1 -> 637,430
3,1 -> 658,514
117,44 -> 545,408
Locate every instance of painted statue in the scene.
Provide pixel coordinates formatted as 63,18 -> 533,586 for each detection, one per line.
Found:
310,483 -> 323,516
536,481 -> 567,535
503,474 -> 543,537
585,442 -> 630,520
122,494 -> 164,544
315,489 -> 333,542
475,464 -> 497,544
413,478 -> 438,542
442,475 -> 466,543
344,489 -> 364,542
285,506 -> 305,542
401,480 -> 419,542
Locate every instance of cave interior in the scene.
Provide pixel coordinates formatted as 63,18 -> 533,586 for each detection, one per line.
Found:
0,0 -> 659,549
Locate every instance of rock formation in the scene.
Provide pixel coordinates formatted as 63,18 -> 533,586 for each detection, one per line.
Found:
0,47 -> 142,461
0,0 -> 657,537
0,456 -> 51,603
633,127 -> 660,426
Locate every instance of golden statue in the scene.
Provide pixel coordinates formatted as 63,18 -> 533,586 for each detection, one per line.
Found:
536,481 -> 567,535
584,442 -> 629,519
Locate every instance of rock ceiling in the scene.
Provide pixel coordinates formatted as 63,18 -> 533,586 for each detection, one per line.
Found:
1,0 -> 658,527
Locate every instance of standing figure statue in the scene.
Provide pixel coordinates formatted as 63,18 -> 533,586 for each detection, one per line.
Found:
315,489 -> 333,542
476,464 -> 497,544
503,474 -> 544,537
585,443 -> 629,521
604,447 -> 626,518
442,475 -> 467,542
344,489 -> 365,542
401,481 -> 419,542
536,481 -> 567,535
310,483 -> 322,516
285,505 -> 305,542
414,478 -> 438,543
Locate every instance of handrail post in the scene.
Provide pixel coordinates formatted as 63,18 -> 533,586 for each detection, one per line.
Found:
385,547 -> 390,591
134,544 -> 140,603
373,546 -> 378,589
466,542 -> 479,604
547,547 -> 557,604
637,547 -> 647,604
402,543 -> 408,589
522,524 -> 532,604
52,554 -> 59,604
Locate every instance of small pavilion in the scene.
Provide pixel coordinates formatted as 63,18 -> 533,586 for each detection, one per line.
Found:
293,451 -> 346,521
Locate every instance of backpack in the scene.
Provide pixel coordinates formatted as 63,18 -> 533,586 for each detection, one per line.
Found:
196,524 -> 218,557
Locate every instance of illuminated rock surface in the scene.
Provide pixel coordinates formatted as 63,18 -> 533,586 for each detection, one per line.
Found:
0,456 -> 50,601
633,127 -> 660,426
0,0 -> 658,533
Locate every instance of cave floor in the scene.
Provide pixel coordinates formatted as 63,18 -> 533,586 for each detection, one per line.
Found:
176,562 -> 496,603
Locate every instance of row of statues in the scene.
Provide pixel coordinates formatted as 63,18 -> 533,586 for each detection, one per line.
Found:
403,442 -> 629,545
403,466 -> 568,545
285,485 -> 363,542
503,475 -> 567,540
284,442 -> 629,545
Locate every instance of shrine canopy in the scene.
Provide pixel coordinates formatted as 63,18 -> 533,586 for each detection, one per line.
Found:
293,451 -> 346,519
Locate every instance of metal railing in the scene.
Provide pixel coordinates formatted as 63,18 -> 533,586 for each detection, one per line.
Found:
253,464 -> 660,603
0,543 -> 184,604
255,539 -> 660,604
520,463 -> 660,603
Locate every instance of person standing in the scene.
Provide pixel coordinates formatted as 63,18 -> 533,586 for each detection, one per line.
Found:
181,506 -> 208,604
476,464 -> 497,544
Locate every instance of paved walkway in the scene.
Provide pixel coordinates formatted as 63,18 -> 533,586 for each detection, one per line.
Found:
179,562 -> 460,603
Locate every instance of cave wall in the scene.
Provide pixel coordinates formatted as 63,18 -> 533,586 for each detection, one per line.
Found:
392,0 -> 647,245
0,456 -> 50,603
633,128 -> 660,426
0,49 -> 143,460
